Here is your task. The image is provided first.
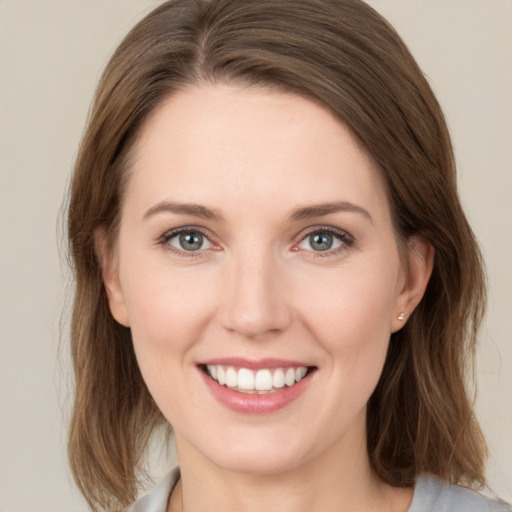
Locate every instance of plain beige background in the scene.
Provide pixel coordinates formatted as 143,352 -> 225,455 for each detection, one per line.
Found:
0,1 -> 510,510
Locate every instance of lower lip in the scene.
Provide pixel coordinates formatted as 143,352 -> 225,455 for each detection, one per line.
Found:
199,368 -> 313,415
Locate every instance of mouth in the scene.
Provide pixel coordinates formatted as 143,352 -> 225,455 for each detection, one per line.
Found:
198,359 -> 317,414
199,363 -> 316,395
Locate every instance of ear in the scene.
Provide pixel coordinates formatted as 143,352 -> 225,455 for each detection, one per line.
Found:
94,229 -> 130,327
391,236 -> 434,333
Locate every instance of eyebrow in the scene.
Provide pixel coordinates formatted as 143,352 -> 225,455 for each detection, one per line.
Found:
143,201 -> 224,221
143,200 -> 372,224
288,201 -> 373,224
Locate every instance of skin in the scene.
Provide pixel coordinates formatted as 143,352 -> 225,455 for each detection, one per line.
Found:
99,85 -> 433,511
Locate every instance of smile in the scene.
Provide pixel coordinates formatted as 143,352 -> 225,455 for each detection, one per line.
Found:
205,365 -> 309,394
199,359 -> 316,414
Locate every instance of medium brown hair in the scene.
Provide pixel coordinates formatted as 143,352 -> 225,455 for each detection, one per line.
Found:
67,0 -> 487,509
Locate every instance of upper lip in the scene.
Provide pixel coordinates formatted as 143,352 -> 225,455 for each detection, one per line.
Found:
199,357 -> 314,370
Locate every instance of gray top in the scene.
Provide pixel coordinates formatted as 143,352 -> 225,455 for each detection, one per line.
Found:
408,474 -> 509,512
127,468 -> 510,512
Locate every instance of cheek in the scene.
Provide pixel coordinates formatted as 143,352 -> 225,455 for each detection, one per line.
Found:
120,256 -> 219,361
291,257 -> 400,398
120,259 -> 221,423
296,263 -> 398,342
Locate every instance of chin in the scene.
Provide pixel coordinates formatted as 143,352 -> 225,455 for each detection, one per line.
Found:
187,424 -> 318,476
210,447 -> 308,476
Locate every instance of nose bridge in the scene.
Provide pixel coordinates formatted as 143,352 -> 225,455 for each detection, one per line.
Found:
221,243 -> 291,339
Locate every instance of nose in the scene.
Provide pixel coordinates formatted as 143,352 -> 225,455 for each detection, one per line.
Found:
219,248 -> 292,341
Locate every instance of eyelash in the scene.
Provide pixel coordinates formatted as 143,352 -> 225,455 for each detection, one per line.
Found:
298,226 -> 354,258
157,225 -> 354,258
158,226 -> 214,258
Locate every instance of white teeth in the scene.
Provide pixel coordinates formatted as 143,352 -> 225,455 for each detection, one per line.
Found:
272,368 -> 285,388
205,364 -> 309,392
255,369 -> 273,391
225,367 -> 237,388
285,367 -> 296,387
237,368 -> 255,390
295,367 -> 307,382
217,366 -> 226,385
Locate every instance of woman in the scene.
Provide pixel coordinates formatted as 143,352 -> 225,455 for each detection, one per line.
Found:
66,0 -> 510,510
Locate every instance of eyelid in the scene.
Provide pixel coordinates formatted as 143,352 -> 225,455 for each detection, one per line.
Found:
158,225 -> 220,256
157,224 -> 354,257
293,225 -> 354,256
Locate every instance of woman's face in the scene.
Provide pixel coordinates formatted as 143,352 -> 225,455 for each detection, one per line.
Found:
103,85 -> 430,475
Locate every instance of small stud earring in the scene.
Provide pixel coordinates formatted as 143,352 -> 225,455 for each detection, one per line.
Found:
397,312 -> 406,321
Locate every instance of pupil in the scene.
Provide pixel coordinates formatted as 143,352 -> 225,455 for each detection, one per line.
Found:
311,233 -> 332,251
180,232 -> 203,251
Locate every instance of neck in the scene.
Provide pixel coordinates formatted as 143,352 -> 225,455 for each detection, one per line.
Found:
169,423 -> 413,512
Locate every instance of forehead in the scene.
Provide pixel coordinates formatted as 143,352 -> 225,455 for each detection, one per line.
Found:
125,85 -> 389,221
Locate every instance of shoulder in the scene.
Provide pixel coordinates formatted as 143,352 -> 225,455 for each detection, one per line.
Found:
126,468 -> 180,512
409,474 -> 511,512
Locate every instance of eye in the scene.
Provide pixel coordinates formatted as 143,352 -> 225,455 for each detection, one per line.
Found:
297,227 -> 353,254
163,228 -> 213,252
